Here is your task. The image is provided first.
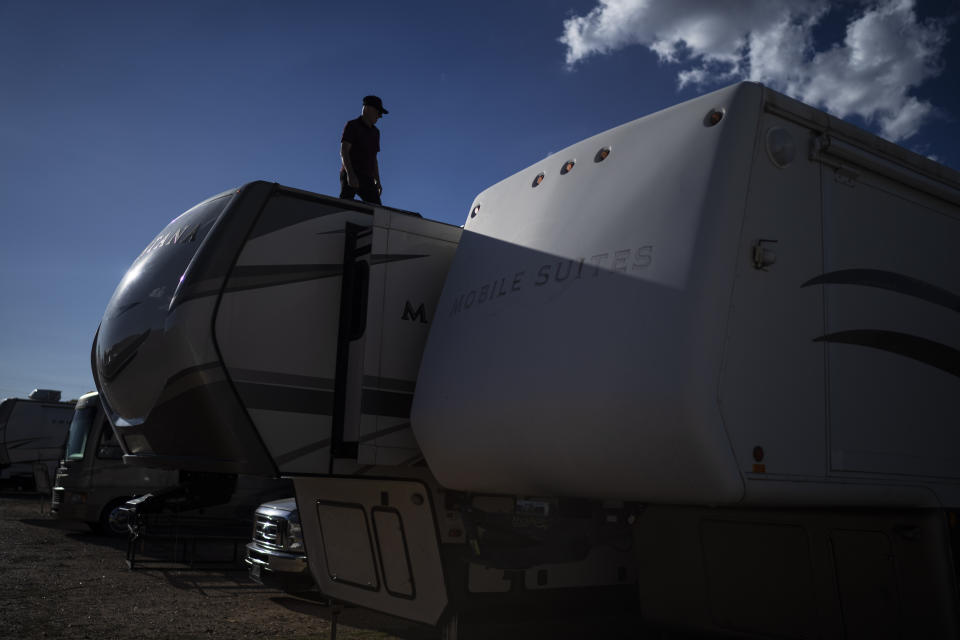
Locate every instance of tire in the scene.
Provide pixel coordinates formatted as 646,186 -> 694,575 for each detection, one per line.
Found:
93,498 -> 131,536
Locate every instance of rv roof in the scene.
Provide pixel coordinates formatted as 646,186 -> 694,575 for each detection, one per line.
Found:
760,83 -> 960,193
276,183 -> 426,220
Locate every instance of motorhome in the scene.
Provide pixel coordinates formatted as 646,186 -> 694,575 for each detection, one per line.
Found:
91,82 -> 960,638
0,390 -> 75,490
54,391 -> 293,536
52,391 -> 179,533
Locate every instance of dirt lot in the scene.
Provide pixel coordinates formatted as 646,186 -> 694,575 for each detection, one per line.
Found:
0,493 -> 657,640
0,493 -> 434,640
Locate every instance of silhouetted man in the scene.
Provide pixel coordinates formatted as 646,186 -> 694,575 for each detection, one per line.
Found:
339,95 -> 387,205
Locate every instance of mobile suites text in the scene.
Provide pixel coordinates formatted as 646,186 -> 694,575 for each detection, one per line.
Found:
450,245 -> 654,316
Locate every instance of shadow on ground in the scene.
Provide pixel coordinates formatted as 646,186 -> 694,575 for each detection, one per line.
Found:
271,598 -> 438,640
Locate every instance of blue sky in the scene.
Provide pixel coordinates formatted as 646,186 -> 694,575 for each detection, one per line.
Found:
1,0 -> 957,401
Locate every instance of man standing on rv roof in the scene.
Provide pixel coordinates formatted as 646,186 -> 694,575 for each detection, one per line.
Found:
339,95 -> 387,205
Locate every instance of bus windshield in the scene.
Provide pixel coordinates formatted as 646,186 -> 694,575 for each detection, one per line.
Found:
64,405 -> 96,460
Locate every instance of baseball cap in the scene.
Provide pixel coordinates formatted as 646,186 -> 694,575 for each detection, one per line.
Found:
362,95 -> 388,115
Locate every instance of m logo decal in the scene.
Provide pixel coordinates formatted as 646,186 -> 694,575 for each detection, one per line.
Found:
402,301 -> 428,324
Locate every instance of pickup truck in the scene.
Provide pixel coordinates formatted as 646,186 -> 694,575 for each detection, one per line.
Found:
244,497 -> 315,595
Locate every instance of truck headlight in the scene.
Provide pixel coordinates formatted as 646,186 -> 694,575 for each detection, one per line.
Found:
285,512 -> 303,551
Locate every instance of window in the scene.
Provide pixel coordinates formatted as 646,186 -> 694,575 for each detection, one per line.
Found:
96,421 -> 123,460
64,406 -> 96,460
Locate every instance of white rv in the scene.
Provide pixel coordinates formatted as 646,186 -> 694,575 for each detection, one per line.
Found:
91,82 -> 960,638
53,391 -> 292,536
52,391 -> 180,534
0,390 -> 75,490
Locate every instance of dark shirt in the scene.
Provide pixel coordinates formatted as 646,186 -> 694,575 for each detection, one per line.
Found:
341,117 -> 380,183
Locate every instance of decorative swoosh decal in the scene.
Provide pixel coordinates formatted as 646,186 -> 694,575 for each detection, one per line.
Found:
100,329 -> 151,381
110,301 -> 140,320
222,255 -> 430,294
370,254 -> 428,265
802,269 -> 960,313
232,381 -> 413,418
274,438 -> 332,466
815,330 -> 960,378
225,264 -> 344,292
248,200 -> 365,240
166,362 -> 223,387
362,375 -> 416,393
172,254 -> 431,303
271,421 -> 413,467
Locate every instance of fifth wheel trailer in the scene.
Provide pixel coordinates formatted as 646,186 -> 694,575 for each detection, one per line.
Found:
0,390 -> 75,490
92,82 -> 960,638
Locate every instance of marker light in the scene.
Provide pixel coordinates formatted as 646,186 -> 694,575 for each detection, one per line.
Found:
705,108 -> 725,127
595,147 -> 611,162
560,160 -> 575,175
532,172 -> 545,187
470,204 -> 480,218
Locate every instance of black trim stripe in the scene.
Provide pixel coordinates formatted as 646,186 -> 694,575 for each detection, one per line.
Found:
230,264 -> 343,278
815,330 -> 960,378
169,288 -> 221,306
274,185 -> 423,220
231,381 -> 413,418
274,438 -> 332,466
230,368 -> 335,390
167,362 -> 222,387
274,186 -> 376,213
370,254 -> 428,266
225,264 -> 344,292
110,301 -> 140,320
358,422 -> 411,444
361,389 -> 413,419
331,224 -> 366,461
211,254 -> 430,297
100,329 -> 150,381
803,269 -> 960,313
169,184 -> 270,312
247,199 -> 367,240
400,453 -> 426,467
168,278 -> 225,307
362,376 -> 416,393
236,382 -> 336,415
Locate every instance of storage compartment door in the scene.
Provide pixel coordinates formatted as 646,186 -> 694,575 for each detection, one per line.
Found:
294,476 -> 446,625
820,166 -> 960,478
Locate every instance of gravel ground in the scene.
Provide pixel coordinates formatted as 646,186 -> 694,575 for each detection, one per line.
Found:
0,493 -> 657,640
0,493 -> 433,640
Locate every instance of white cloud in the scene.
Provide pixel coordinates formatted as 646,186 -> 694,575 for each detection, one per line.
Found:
560,0 -> 948,142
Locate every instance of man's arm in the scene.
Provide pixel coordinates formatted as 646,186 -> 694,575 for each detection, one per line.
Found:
373,158 -> 381,195
340,142 -> 359,188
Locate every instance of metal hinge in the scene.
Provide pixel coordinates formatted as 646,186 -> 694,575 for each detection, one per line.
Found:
834,167 -> 857,187
752,238 -> 778,271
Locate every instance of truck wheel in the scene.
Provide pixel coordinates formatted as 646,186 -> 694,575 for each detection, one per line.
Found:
93,498 -> 130,536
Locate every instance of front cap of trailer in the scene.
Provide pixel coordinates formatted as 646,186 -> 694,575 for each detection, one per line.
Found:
92,182 -> 278,475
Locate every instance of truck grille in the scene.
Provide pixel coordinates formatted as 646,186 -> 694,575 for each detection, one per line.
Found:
252,512 -> 284,549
